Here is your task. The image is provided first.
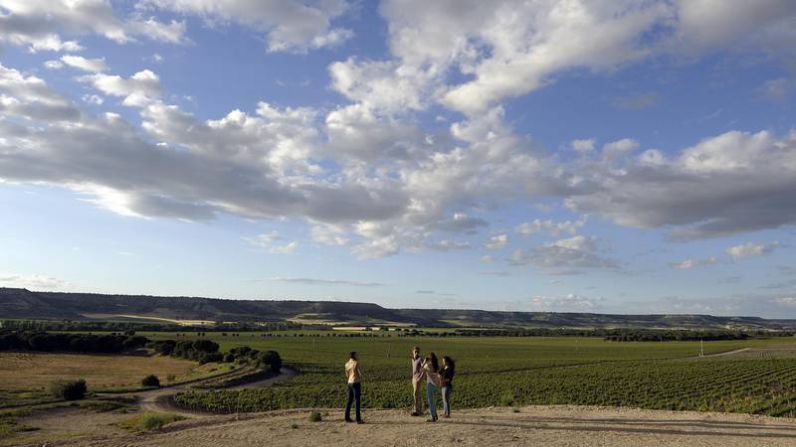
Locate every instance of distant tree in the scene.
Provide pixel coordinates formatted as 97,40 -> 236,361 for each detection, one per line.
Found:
259,350 -> 282,373
50,379 -> 87,400
142,374 -> 161,387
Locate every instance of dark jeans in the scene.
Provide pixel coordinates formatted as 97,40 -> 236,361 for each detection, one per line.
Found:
345,382 -> 362,421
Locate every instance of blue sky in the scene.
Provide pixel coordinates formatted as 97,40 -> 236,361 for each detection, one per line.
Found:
1,0 -> 795,317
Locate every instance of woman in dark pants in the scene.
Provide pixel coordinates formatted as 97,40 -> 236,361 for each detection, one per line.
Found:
440,356 -> 455,418
344,351 -> 364,423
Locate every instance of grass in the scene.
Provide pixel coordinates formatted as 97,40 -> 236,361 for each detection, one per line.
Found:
167,333 -> 796,416
0,352 -> 200,396
116,412 -> 185,433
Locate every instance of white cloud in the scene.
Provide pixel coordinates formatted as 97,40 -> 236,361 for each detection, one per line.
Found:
530,293 -> 601,312
602,138 -> 640,159
266,277 -> 383,287
670,257 -> 718,269
79,69 -> 163,107
60,55 -> 108,73
0,0 -> 187,52
140,0 -> 352,53
571,138 -> 595,153
567,130 -> 796,239
511,235 -> 618,274
0,274 -> 70,290
516,218 -> 585,238
43,60 -> 64,70
726,242 -> 781,260
244,231 -> 298,254
485,234 -> 508,250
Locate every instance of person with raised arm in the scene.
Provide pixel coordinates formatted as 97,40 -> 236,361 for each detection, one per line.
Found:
410,346 -> 424,416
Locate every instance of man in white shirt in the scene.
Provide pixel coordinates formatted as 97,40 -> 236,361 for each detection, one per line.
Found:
410,346 -> 424,416
345,351 -> 363,423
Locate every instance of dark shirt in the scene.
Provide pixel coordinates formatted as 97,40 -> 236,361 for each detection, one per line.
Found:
440,365 -> 454,387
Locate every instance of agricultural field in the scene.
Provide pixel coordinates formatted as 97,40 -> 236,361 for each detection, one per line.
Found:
0,352 -> 211,408
157,333 -> 796,417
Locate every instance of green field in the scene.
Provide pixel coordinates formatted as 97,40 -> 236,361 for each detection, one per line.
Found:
158,332 -> 796,417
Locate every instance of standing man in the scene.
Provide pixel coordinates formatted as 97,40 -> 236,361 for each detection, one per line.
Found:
410,346 -> 424,416
345,351 -> 364,424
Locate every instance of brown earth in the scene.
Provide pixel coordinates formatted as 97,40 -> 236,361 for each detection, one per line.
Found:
7,405 -> 796,447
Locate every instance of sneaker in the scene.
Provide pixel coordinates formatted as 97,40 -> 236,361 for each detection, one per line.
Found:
356,420 -> 365,424
426,418 -> 437,423
410,412 -> 420,417
345,418 -> 355,423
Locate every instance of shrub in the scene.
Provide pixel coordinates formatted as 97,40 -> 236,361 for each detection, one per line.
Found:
50,379 -> 87,401
117,412 -> 185,433
259,350 -> 282,373
308,412 -> 322,422
498,391 -> 515,407
224,353 -> 235,363
142,375 -> 161,388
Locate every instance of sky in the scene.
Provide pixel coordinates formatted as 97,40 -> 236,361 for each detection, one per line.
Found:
0,0 -> 795,317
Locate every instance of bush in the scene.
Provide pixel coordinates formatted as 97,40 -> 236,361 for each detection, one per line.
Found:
308,412 -> 322,422
50,379 -> 87,401
259,350 -> 282,373
224,353 -> 235,363
142,375 -> 161,388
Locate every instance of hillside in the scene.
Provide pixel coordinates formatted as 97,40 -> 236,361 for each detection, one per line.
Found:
1,287 -> 795,330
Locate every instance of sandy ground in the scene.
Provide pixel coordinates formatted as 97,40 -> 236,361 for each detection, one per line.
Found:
9,405 -> 796,447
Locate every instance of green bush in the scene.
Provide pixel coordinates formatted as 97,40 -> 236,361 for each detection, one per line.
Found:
142,374 -> 161,387
259,350 -> 282,373
308,412 -> 322,422
50,379 -> 87,401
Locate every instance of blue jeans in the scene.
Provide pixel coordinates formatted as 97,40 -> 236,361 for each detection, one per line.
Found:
442,384 -> 452,416
426,383 -> 438,420
345,382 -> 362,421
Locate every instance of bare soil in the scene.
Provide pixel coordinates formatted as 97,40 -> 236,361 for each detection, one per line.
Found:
7,406 -> 796,447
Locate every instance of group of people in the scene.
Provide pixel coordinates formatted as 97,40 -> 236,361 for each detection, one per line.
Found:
344,346 -> 456,424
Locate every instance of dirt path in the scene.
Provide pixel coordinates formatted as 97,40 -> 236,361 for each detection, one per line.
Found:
136,367 -> 298,416
699,348 -> 751,358
42,406 -> 796,447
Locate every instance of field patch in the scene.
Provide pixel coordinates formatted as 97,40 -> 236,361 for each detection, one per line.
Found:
0,352 -> 198,392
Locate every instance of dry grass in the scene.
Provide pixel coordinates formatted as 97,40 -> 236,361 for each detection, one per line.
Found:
0,353 -> 198,391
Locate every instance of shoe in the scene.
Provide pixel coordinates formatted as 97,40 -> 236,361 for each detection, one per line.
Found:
443,414 -> 450,418
356,420 -> 365,424
345,418 -> 354,423
410,412 -> 420,417
426,418 -> 437,423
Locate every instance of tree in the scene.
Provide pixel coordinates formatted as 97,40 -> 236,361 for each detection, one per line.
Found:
259,350 -> 282,373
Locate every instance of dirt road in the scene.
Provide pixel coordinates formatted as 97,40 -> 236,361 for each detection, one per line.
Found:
39,406 -> 796,447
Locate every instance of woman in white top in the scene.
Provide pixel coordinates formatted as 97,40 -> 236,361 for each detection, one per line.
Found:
422,352 -> 441,422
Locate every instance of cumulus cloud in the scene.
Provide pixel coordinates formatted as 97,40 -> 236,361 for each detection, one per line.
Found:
726,242 -> 781,260
510,235 -> 618,274
567,130 -> 796,239
0,0 -> 187,52
485,234 -> 508,250
570,139 -> 595,153
140,0 -> 352,53
78,69 -> 163,106
515,218 -> 585,238
60,55 -> 108,73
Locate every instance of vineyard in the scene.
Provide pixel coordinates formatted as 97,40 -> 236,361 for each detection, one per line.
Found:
168,334 -> 796,417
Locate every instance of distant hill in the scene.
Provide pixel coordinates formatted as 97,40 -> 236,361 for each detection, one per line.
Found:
1,287 -> 795,331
